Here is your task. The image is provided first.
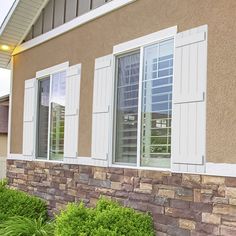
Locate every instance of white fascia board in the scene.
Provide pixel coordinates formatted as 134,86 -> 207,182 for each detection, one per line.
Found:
0,0 -> 20,36
113,26 -> 177,55
36,61 -> 69,78
12,0 -> 136,55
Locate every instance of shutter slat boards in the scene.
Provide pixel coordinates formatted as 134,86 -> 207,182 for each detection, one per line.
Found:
64,64 -> 81,158
92,54 -> 113,161
23,78 -> 36,157
172,25 -> 207,173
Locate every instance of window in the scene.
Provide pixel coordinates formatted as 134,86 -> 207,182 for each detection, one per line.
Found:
114,38 -> 174,168
37,71 -> 66,161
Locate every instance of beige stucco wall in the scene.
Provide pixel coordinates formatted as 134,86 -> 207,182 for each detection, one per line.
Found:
11,0 -> 236,164
0,134 -> 7,157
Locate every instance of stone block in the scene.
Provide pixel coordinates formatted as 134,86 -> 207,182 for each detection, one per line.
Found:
107,173 -> 124,182
126,200 -> 148,212
202,176 -> 225,185
67,189 -> 77,197
158,189 -> 175,198
140,182 -> 153,190
202,213 -> 221,225
115,191 -> 129,198
195,222 -> 220,235
194,189 -> 201,202
170,199 -> 190,209
220,225 -> 236,236
190,202 -> 212,213
94,171 -> 106,180
129,192 -> 151,202
222,215 -> 236,227
153,214 -> 178,226
165,207 -> 197,220
217,185 -> 225,197
229,198 -> 236,205
147,204 -> 164,215
138,170 -> 170,179
108,167 -> 124,175
213,204 -> 236,216
225,177 -> 236,187
122,183 -> 133,192
212,197 -> 229,204
111,181 -> 122,190
179,219 -> 196,230
152,196 -> 169,206
124,169 -> 138,177
226,187 -> 236,198
88,179 -> 111,188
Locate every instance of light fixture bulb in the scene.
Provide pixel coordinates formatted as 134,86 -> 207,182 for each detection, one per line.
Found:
1,45 -> 10,51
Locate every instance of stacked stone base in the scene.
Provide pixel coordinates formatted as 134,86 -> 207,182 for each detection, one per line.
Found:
7,160 -> 236,236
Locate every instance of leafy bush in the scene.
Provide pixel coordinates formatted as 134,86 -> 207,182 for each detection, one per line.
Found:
55,198 -> 155,236
0,179 -> 7,188
0,184 -> 48,223
0,216 -> 54,236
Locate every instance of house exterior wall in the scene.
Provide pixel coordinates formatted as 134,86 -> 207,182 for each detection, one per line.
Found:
0,105 -> 8,133
0,99 -> 9,179
0,134 -> 7,157
10,0 -> 236,165
7,160 -> 236,235
0,134 -> 7,179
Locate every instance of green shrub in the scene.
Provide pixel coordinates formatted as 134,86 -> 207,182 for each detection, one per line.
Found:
0,179 -> 7,188
0,216 -> 54,236
55,198 -> 155,236
0,185 -> 48,223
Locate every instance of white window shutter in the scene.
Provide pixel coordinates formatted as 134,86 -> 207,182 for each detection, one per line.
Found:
23,78 -> 36,157
172,25 -> 207,168
92,54 -> 113,160
64,64 -> 81,158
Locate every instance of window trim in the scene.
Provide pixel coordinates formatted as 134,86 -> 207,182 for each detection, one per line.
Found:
112,26 -> 177,170
35,62 -> 69,161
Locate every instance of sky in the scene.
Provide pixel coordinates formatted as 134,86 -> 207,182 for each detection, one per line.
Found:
0,0 -> 15,97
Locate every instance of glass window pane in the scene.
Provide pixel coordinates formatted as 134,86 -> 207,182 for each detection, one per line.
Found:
49,71 -> 66,160
141,39 -> 174,168
115,52 -> 140,164
37,77 -> 50,159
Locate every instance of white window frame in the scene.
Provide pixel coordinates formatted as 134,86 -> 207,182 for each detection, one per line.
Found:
35,62 -> 69,161
111,26 -> 177,171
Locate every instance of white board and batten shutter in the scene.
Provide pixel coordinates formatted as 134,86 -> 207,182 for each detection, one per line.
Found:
23,78 -> 37,158
64,64 -> 81,159
92,54 -> 113,162
172,25 -> 208,173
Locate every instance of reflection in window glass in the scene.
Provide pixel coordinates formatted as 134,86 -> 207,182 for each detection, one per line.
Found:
37,77 -> 50,159
141,39 -> 174,168
37,71 -> 66,161
49,71 -> 66,160
115,52 -> 140,164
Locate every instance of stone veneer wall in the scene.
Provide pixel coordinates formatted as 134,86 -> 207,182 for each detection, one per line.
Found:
6,160 -> 236,236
